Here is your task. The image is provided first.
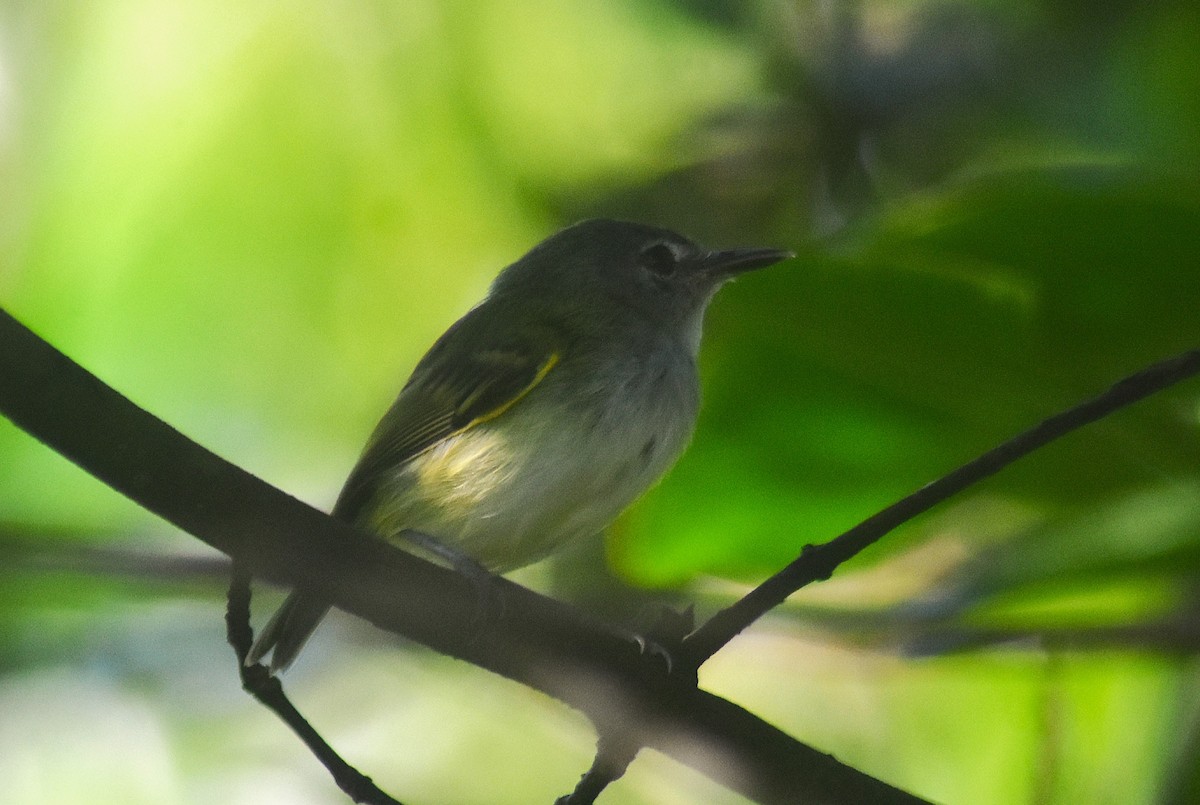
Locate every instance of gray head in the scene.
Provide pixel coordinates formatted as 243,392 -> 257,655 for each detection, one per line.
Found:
489,219 -> 791,348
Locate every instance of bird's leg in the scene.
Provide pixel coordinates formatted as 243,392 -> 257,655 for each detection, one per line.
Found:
399,529 -> 502,627
400,529 -> 490,577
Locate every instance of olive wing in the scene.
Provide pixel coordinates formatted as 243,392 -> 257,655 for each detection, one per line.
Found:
332,312 -> 561,521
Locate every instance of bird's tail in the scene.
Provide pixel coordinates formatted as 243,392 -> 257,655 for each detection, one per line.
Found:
246,592 -> 330,674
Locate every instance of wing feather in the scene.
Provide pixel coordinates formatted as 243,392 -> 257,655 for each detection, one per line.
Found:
332,309 -> 561,521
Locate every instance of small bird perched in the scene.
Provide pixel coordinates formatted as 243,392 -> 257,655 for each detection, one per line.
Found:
249,219 -> 790,673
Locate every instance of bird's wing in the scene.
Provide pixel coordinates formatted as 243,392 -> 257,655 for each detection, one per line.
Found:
332,309 -> 562,521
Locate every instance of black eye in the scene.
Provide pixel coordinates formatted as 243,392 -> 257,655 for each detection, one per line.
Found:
638,242 -> 678,277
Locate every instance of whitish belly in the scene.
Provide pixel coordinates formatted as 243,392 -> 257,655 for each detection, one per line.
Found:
366,369 -> 697,571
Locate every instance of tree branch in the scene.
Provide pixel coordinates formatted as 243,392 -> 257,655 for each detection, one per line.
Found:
682,349 -> 1200,665
0,305 -> 927,804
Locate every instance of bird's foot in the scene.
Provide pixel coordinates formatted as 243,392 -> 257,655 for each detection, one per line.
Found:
627,603 -> 695,675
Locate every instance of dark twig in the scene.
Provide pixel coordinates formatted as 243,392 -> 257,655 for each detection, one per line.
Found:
902,614 -> 1200,657
225,566 -> 403,805
555,734 -> 639,805
11,539 -> 232,583
682,349 -> 1200,665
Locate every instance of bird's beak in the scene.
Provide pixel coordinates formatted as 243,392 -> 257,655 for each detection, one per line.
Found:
700,247 -> 794,278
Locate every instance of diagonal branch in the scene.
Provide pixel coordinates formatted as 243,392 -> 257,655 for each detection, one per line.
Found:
682,348 -> 1200,665
0,306 -> 928,805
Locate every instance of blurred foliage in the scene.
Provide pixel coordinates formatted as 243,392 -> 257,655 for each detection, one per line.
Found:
1,0 -> 1198,803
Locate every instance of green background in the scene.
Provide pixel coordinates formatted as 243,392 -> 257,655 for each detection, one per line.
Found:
1,1 -> 1198,803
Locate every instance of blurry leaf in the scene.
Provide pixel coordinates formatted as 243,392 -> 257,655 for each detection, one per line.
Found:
454,0 -> 766,190
619,165 -> 1200,584
931,481 -> 1200,618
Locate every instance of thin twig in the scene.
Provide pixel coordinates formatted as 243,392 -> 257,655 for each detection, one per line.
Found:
682,349 -> 1200,665
226,566 -> 404,805
555,735 -> 639,805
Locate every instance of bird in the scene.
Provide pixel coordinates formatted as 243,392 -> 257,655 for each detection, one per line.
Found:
247,218 -> 791,673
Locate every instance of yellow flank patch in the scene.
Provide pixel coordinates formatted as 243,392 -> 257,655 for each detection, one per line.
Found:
414,427 -> 511,505
407,351 -> 556,517
466,351 -> 559,428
